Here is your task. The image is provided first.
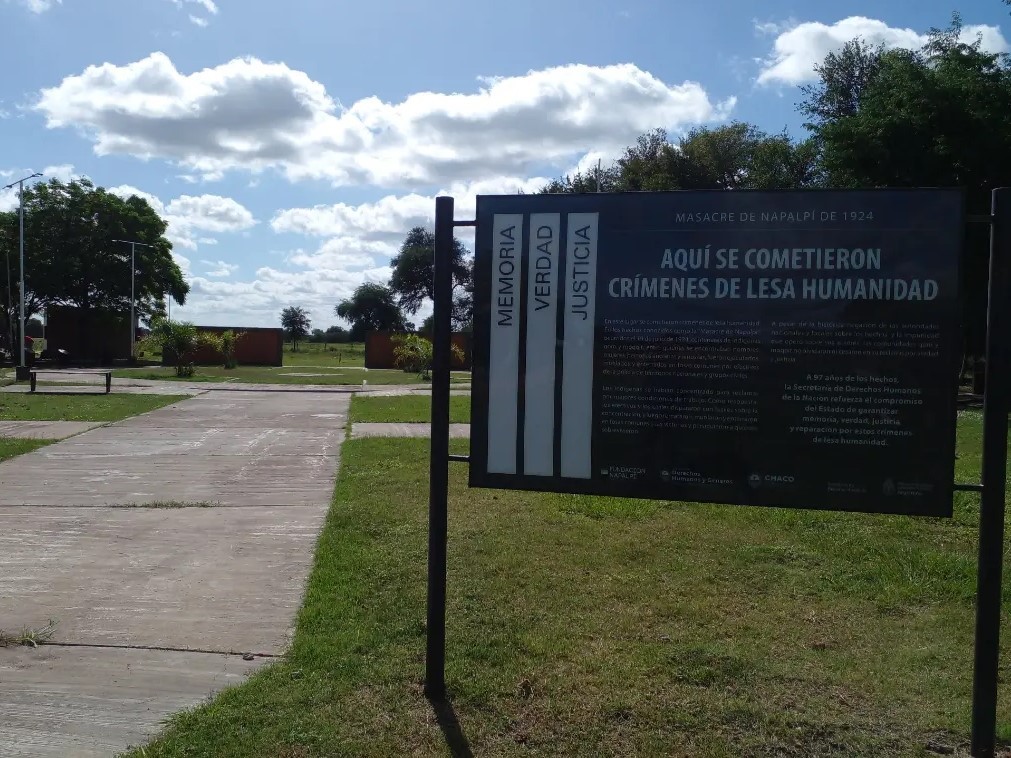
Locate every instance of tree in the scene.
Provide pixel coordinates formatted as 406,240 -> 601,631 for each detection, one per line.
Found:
801,17 -> 1011,195
799,15 -> 1011,361
0,179 -> 188,354
541,124 -> 820,195
335,283 -> 407,341
324,325 -> 351,343
388,226 -> 473,328
798,39 -> 885,126
280,306 -> 311,350
308,325 -> 352,343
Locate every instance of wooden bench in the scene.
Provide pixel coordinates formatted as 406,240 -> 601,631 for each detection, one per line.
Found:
30,370 -> 113,394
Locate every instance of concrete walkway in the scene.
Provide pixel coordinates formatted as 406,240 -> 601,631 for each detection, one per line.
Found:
0,420 -> 102,439
2,379 -> 469,395
350,422 -> 471,439
1,383 -> 202,396
0,389 -> 348,757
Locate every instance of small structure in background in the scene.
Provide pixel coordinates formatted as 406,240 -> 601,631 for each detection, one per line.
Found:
162,326 -> 284,367
44,305 -> 131,364
364,330 -> 470,370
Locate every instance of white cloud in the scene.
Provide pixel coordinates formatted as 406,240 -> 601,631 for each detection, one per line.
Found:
169,0 -> 217,25
36,54 -> 734,189
99,185 -> 379,328
286,237 -> 397,271
757,16 -> 1010,86
754,20 -> 787,37
247,175 -> 548,326
201,259 -> 238,277
0,169 -> 47,211
6,0 -> 60,12
195,177 -> 555,329
174,263 -> 391,328
41,163 -> 76,182
167,176 -> 553,329
172,0 -> 217,13
107,184 -> 165,215
108,186 -> 255,252
271,192 -> 435,239
165,194 -> 256,234
0,187 -> 18,212
271,175 -> 546,247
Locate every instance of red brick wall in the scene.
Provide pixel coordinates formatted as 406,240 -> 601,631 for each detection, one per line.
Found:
365,332 -> 471,370
162,326 -> 284,367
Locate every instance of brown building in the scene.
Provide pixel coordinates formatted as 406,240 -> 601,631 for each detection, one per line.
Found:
162,326 -> 284,367
365,331 -> 471,370
45,305 -> 131,363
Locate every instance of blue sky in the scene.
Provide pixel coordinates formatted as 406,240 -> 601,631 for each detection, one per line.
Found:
1,0 -> 1007,328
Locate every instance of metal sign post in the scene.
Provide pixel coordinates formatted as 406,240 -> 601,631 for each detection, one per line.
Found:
425,195 -> 454,700
970,188 -> 1011,757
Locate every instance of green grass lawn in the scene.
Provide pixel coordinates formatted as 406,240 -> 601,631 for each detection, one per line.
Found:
350,394 -> 471,423
130,409 -> 1011,757
109,341 -> 473,385
284,342 -> 366,367
111,365 -> 471,386
0,437 -> 56,460
0,393 -> 181,422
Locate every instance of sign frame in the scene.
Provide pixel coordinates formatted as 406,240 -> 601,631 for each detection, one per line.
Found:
468,189 -> 965,517
423,190 -> 1009,758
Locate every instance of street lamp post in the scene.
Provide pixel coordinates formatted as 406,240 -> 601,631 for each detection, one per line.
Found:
2,172 -> 42,375
112,239 -> 154,361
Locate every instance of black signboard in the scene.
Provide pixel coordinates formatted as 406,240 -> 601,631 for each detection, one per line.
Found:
469,190 -> 963,516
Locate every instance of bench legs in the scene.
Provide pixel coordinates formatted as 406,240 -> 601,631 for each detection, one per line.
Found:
30,373 -> 36,393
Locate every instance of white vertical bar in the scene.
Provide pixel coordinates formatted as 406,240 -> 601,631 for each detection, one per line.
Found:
561,213 -> 599,479
523,213 -> 560,475
487,214 -> 523,474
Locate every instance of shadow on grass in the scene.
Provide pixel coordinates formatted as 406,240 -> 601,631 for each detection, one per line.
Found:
426,695 -> 473,758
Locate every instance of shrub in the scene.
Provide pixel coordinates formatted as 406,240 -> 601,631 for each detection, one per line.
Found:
140,319 -> 216,377
206,329 -> 246,369
393,334 -> 463,380
220,330 -> 244,369
191,329 -> 246,369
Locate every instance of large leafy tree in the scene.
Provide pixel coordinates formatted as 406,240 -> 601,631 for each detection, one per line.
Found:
801,19 -> 1011,198
388,226 -> 473,329
798,39 -> 886,126
335,283 -> 407,341
280,305 -> 311,350
0,178 -> 188,351
541,124 -> 820,195
799,16 -> 1011,359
